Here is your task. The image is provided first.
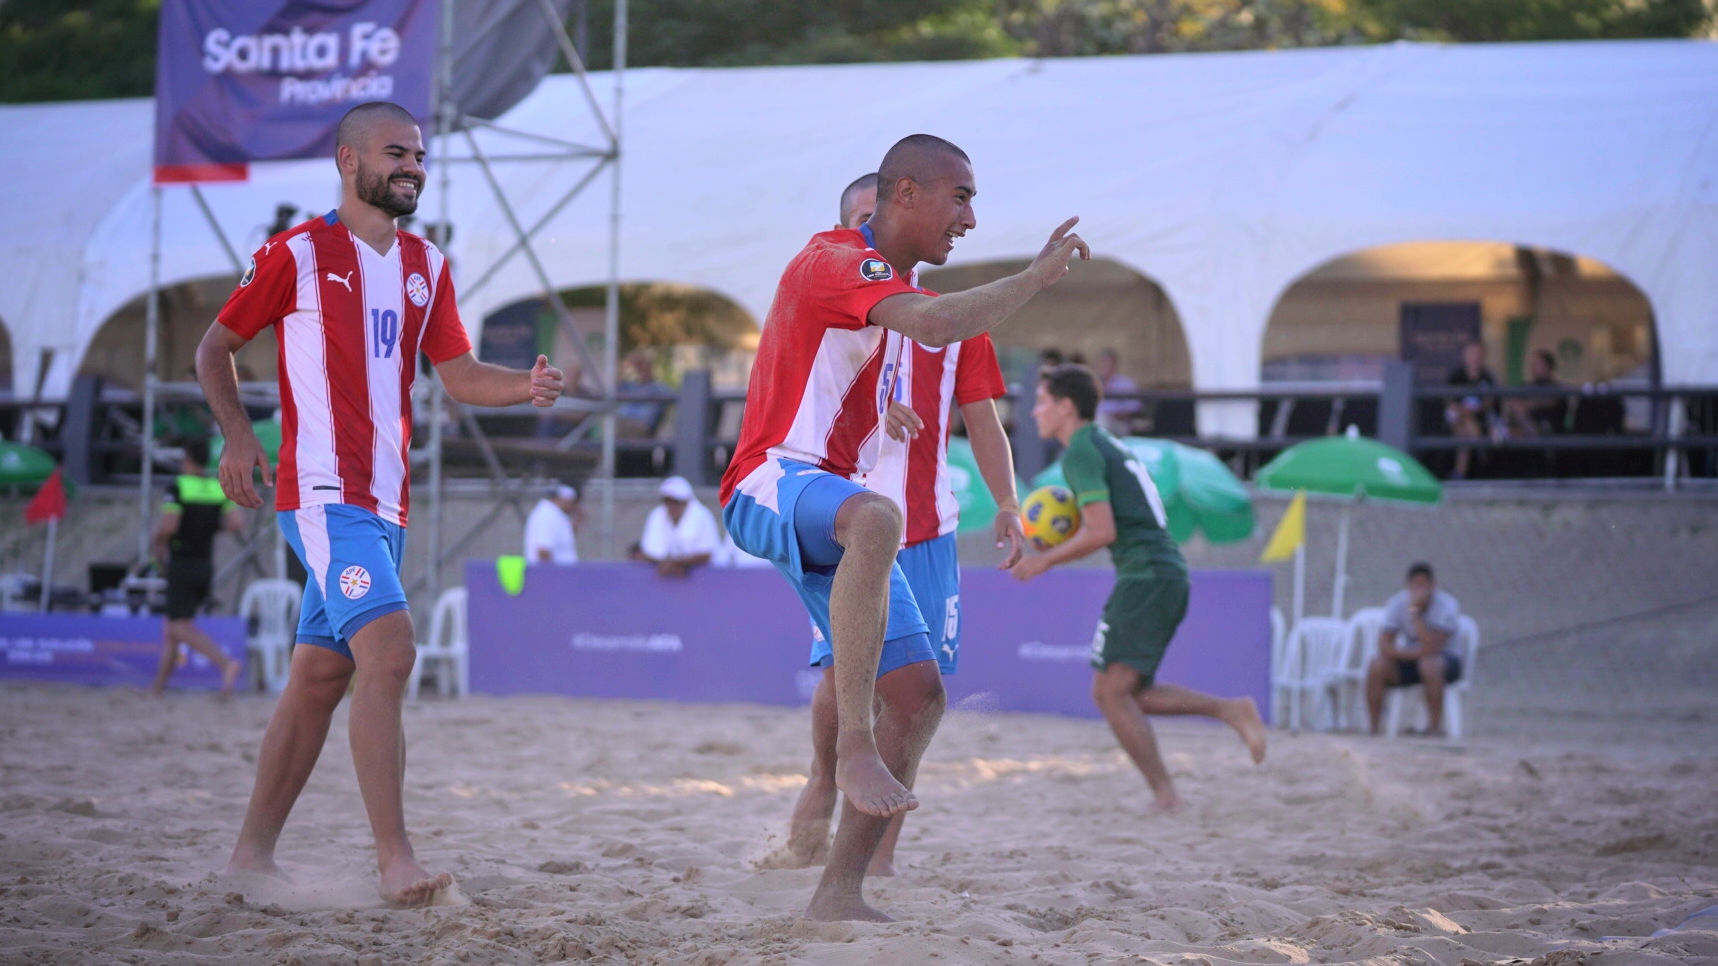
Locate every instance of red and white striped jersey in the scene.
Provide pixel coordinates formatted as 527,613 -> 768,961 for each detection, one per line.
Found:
216,211 -> 473,527
719,228 -> 921,506
856,333 -> 1007,547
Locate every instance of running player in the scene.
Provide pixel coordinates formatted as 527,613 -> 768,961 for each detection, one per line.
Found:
196,102 -> 564,905
148,436 -> 245,697
721,133 -> 1086,920
1009,365 -> 1266,811
784,172 -> 1025,874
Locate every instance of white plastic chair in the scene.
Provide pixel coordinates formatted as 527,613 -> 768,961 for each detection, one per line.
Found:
1268,607 -> 1287,726
1384,614 -> 1480,738
1273,617 -> 1348,732
410,587 -> 468,700
1329,606 -> 1387,731
238,578 -> 301,693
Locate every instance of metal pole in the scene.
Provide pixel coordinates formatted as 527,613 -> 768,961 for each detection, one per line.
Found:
427,0 -> 455,603
601,0 -> 626,558
38,517 -> 57,612
1664,393 -> 1684,493
139,185 -> 163,565
1292,543 -> 1304,628
1332,504 -> 1350,618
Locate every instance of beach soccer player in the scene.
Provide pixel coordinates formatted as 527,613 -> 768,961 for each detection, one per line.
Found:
784,172 -> 1026,874
197,102 -> 564,905
148,436 -> 245,697
1009,365 -> 1267,812
720,133 -> 1086,920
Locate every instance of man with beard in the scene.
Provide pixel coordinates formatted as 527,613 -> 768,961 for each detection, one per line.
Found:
197,101 -> 565,905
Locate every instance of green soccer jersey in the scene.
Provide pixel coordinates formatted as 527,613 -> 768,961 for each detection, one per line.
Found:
1059,424 -> 1186,577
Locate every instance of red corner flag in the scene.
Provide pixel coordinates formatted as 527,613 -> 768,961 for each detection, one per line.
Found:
24,468 -> 68,524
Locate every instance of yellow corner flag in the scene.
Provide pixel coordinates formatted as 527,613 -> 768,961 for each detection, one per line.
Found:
1260,490 -> 1306,563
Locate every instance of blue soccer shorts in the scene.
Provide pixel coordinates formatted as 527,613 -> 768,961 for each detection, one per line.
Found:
810,530 -> 960,675
725,459 -> 933,679
278,503 -> 409,661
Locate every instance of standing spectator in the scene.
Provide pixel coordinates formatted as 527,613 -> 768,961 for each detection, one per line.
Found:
633,476 -> 719,577
523,483 -> 581,565
148,438 -> 244,697
616,348 -> 671,436
1445,341 -> 1498,479
1365,562 -> 1464,737
1094,348 -> 1141,435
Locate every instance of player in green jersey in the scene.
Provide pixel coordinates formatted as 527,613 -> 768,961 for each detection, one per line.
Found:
1010,365 -> 1267,811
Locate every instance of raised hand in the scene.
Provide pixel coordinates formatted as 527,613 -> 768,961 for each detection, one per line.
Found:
530,355 -> 565,408
1026,216 -> 1090,290
883,401 -> 923,442
218,431 -> 273,509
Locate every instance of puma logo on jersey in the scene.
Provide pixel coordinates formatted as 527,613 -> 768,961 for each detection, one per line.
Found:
326,271 -> 354,291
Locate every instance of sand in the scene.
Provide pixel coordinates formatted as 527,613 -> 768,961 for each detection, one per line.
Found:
1,681 -> 1714,966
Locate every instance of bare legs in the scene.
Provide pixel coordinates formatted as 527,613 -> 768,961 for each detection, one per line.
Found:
788,667 -> 917,875
826,494 -> 917,818
1365,653 -> 1449,735
150,618 -> 241,696
227,612 -> 450,906
1090,664 -> 1266,810
804,660 -> 945,922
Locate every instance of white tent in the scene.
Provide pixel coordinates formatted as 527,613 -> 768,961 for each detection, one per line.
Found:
4,39 -> 1716,435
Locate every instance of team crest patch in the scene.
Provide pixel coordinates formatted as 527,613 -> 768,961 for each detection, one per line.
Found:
240,257 -> 256,287
338,565 -> 372,600
405,272 -> 430,307
859,258 -> 894,282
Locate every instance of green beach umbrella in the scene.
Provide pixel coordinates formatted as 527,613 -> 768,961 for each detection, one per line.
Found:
946,437 -> 999,534
1254,426 -> 1442,618
0,441 -> 56,487
1032,435 -> 1254,545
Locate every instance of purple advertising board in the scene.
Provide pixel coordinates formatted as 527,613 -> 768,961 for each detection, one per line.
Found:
0,613 -> 246,690
154,0 -> 436,183
466,563 -> 1270,720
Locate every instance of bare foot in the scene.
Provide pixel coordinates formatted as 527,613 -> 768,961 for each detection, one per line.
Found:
784,819 -> 831,868
379,858 -> 453,907
865,856 -> 898,877
226,851 -> 291,882
219,661 -> 241,699
1226,697 -> 1268,764
804,893 -> 894,922
834,751 -> 916,818
1149,794 -> 1183,814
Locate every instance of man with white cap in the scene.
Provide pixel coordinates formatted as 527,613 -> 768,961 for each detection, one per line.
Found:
634,476 -> 720,577
524,483 -> 581,565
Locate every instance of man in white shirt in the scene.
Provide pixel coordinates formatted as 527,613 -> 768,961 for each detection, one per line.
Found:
633,476 -> 719,577
1366,562 -> 1464,736
524,483 -> 580,564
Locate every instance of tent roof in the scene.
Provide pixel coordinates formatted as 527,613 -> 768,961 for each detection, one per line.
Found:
2,39 -> 1715,427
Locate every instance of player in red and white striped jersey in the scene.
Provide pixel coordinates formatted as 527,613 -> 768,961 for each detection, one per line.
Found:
196,102 -> 564,907
721,135 -> 1087,921
785,174 -> 1027,876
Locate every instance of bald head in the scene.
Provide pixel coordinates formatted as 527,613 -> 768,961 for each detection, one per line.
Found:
838,172 -> 878,229
867,134 -> 976,268
876,135 -> 970,206
336,101 -> 418,150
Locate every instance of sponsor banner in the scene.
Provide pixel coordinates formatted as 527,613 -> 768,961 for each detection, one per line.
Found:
154,0 -> 436,183
466,563 -> 1270,719
0,613 -> 245,690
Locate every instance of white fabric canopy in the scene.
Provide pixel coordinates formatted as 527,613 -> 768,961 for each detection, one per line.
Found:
3,39 -> 1715,435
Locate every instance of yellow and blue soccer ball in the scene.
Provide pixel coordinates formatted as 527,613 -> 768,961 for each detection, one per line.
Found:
1022,485 -> 1081,551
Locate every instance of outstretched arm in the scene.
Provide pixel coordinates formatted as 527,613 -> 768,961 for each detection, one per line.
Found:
436,353 -> 564,408
196,323 -> 272,509
869,217 -> 1089,348
961,398 -> 1024,568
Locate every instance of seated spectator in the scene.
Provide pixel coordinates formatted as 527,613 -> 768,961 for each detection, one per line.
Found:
632,476 -> 719,578
524,483 -> 581,564
1445,341 -> 1499,479
1365,562 -> 1464,737
1094,348 -> 1141,435
1506,348 -> 1569,437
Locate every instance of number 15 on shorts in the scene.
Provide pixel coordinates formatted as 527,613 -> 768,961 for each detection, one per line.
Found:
943,595 -> 960,642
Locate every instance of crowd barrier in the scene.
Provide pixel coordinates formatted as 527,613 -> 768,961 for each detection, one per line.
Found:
0,612 -> 245,689
466,562 -> 1271,719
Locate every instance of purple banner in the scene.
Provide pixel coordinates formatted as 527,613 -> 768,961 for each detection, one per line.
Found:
0,613 -> 245,690
466,563 -> 1270,720
154,0 -> 436,182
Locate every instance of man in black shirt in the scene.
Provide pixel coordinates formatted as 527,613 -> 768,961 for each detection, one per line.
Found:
1444,341 -> 1498,480
149,438 -> 245,696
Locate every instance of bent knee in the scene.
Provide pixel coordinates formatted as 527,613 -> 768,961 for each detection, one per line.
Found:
836,493 -> 903,548
359,641 -> 419,685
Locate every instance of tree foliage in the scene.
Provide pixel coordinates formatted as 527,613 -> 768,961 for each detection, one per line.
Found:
0,0 -> 1710,103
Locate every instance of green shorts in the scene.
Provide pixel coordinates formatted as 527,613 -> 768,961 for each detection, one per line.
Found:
1088,570 -> 1190,685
